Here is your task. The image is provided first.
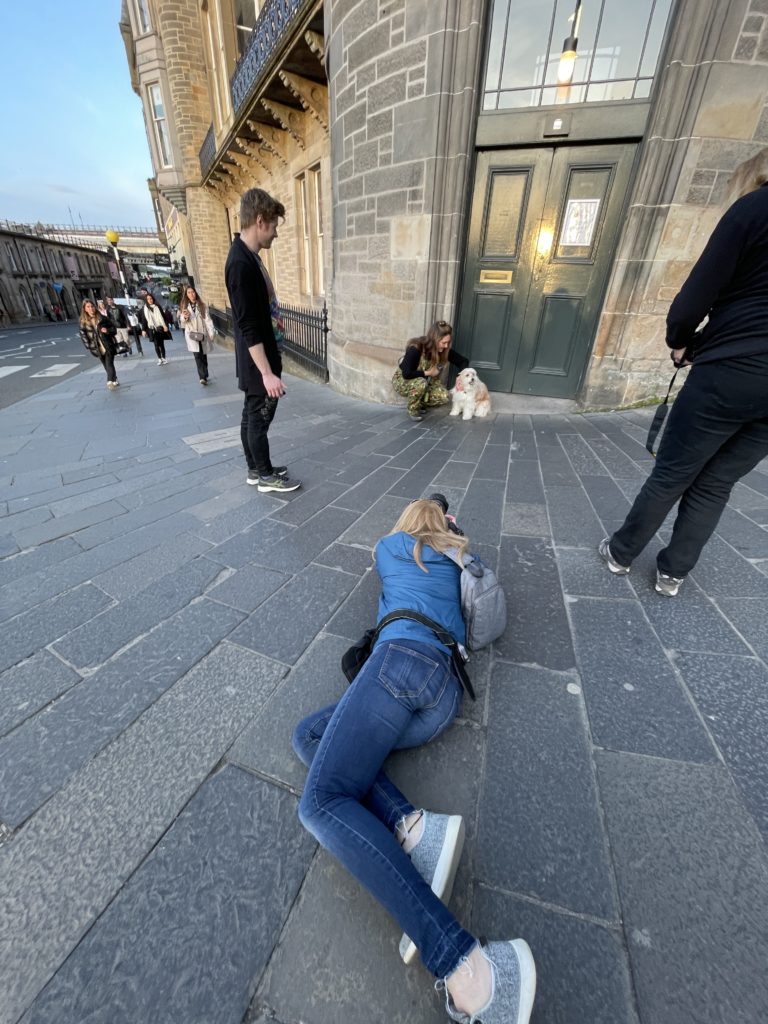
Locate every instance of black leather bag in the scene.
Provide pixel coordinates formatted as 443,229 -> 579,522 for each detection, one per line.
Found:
341,609 -> 475,700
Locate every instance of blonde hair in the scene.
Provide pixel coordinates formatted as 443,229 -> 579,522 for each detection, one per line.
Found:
389,499 -> 468,572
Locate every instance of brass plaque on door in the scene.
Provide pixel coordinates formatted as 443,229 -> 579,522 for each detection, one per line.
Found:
479,269 -> 513,284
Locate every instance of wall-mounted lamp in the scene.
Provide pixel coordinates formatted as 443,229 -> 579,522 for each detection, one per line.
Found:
557,0 -> 582,86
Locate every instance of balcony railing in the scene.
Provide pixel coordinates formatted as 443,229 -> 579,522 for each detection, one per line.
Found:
231,0 -> 314,114
199,124 -> 216,179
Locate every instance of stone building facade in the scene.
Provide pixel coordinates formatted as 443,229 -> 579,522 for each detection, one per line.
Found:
121,0 -> 768,408
0,227 -> 116,325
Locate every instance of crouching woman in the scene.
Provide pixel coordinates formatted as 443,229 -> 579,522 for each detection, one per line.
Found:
291,500 -> 536,1024
393,320 -> 469,421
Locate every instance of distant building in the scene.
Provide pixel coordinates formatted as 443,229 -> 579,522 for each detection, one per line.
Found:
0,225 -> 117,324
120,0 -> 768,407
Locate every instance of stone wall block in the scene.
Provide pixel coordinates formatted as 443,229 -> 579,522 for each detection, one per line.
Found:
367,109 -> 394,140
364,162 -> 423,194
347,22 -> 391,71
341,0 -> 379,47
367,71 -> 408,113
376,39 -> 427,80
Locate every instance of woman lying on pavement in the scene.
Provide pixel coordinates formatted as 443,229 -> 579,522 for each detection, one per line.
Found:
292,499 -> 536,1024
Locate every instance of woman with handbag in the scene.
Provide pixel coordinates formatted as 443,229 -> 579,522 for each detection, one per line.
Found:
79,299 -> 119,390
292,499 -> 536,1024
179,285 -> 215,385
140,293 -> 170,365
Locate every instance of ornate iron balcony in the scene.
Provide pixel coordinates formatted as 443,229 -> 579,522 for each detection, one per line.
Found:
231,0 -> 314,114
199,124 -> 216,179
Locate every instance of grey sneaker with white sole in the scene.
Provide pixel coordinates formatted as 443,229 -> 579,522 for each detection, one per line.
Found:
257,474 -> 301,493
439,939 -> 537,1024
399,812 -> 465,965
598,537 -> 630,575
655,570 -> 685,597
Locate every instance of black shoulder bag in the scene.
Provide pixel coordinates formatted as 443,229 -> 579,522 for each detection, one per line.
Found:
341,609 -> 476,701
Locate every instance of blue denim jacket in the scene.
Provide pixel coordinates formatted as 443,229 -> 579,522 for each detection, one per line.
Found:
373,532 -> 465,652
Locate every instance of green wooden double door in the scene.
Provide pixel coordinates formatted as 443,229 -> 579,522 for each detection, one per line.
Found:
456,143 -> 636,398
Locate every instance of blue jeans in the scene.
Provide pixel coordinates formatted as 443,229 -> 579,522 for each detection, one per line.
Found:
292,638 -> 476,978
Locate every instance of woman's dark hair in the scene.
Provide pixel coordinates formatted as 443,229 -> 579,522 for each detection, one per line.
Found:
144,294 -> 156,305
406,320 -> 453,367
179,287 -> 206,319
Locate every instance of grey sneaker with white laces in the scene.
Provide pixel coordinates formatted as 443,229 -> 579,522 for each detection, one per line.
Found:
438,940 -> 537,1024
655,570 -> 685,597
598,538 -> 630,575
399,812 -> 465,965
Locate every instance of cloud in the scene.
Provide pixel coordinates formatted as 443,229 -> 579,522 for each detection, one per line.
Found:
46,184 -> 82,195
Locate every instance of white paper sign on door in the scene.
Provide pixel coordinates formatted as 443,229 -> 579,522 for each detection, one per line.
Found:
560,198 -> 601,248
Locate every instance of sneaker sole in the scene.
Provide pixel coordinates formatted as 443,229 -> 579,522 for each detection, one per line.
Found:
399,815 -> 465,966
654,583 -> 681,597
257,481 -> 301,493
510,938 -> 537,1024
246,478 -> 259,486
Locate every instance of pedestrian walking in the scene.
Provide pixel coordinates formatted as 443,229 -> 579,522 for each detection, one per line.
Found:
393,321 -> 469,421
127,307 -> 143,355
140,293 -> 170,364
79,299 -> 119,390
600,179 -> 768,597
225,187 -> 300,493
106,297 -> 131,357
179,285 -> 214,385
292,499 -> 536,1024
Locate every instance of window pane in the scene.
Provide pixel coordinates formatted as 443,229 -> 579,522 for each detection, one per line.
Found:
555,166 -> 612,260
498,89 -> 539,109
543,0 -> 601,87
633,77 -> 652,98
136,0 -> 151,32
592,0 -> 654,80
484,0 -> 511,92
482,170 -> 529,259
585,78 -> 634,101
149,85 -> 164,119
500,0 -> 554,91
640,0 -> 674,77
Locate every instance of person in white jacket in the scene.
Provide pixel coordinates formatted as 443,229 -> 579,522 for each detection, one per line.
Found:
140,293 -> 171,364
179,286 -> 215,385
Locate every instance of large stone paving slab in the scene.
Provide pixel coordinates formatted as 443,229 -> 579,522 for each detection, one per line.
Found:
596,753 -> 768,1024
0,642 -> 286,1024
20,767 -> 315,1024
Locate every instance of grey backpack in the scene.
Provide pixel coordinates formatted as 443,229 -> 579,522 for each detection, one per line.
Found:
447,550 -> 507,651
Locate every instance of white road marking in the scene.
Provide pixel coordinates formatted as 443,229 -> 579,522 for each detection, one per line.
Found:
30,364 -> 78,378
0,366 -> 31,379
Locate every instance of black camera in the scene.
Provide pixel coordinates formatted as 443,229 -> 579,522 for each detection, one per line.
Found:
427,493 -> 465,536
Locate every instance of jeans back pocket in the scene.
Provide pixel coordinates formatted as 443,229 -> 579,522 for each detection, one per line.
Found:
378,642 -> 441,701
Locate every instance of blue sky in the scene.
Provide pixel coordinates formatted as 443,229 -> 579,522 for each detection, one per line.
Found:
0,3 -> 156,228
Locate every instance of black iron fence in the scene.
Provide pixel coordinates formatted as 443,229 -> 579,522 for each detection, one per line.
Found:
199,125 -> 216,179
230,0 -> 315,113
209,301 -> 329,382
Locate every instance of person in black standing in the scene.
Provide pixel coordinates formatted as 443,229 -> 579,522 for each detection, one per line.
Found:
599,179 -> 768,597
225,187 -> 300,494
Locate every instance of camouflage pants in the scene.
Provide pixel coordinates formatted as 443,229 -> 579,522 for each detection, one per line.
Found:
392,369 -> 450,416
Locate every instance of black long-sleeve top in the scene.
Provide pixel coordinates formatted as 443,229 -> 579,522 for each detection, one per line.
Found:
400,344 -> 469,380
666,183 -> 768,365
225,236 -> 282,396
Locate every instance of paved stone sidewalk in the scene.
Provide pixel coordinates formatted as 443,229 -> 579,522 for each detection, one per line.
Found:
0,349 -> 767,1024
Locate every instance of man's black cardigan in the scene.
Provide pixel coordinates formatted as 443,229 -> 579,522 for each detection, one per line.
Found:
224,235 -> 282,396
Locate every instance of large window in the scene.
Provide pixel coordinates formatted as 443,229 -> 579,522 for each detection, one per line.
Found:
296,165 -> 325,297
148,83 -> 172,167
484,0 -> 673,110
235,1 -> 262,58
135,0 -> 151,33
5,243 -> 18,272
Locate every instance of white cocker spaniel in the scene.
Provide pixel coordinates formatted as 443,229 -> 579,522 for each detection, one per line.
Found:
450,367 -> 492,420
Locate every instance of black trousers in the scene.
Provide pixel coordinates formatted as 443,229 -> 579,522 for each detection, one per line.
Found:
150,329 -> 166,359
193,351 -> 209,380
610,359 -> 768,577
241,393 -> 279,476
99,349 -> 117,383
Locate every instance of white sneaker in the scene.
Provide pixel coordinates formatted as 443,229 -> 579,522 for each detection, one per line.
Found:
655,570 -> 685,597
157,358 -> 162,365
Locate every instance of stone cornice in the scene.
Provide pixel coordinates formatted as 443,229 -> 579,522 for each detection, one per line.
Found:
260,99 -> 307,150
278,72 -> 329,132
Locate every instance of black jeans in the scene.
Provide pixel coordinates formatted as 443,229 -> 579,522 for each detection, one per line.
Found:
240,393 -> 279,476
611,359 -> 768,577
150,330 -> 166,359
193,351 -> 209,380
99,349 -> 117,383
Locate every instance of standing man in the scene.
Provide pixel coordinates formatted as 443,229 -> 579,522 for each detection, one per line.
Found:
599,179 -> 768,596
225,188 -> 300,493
106,297 -> 131,356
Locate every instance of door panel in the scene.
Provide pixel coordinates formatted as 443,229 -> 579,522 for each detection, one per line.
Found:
458,142 -> 636,397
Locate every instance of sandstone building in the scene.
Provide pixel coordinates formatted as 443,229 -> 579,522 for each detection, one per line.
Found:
120,0 -> 768,407
0,226 -> 117,324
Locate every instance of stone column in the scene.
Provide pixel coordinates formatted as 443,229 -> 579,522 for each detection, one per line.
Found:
326,0 -> 486,401
583,0 -> 768,407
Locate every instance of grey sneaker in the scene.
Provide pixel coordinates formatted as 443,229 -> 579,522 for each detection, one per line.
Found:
439,940 -> 536,1024
257,474 -> 301,493
246,470 -> 259,486
399,812 -> 465,965
655,570 -> 685,597
598,538 -> 630,575
271,465 -> 289,478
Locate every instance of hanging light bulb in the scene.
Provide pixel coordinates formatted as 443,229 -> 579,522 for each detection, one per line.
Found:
557,1 -> 582,86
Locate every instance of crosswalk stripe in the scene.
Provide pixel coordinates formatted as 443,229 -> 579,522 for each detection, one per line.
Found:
29,364 -> 79,378
0,366 -> 31,379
